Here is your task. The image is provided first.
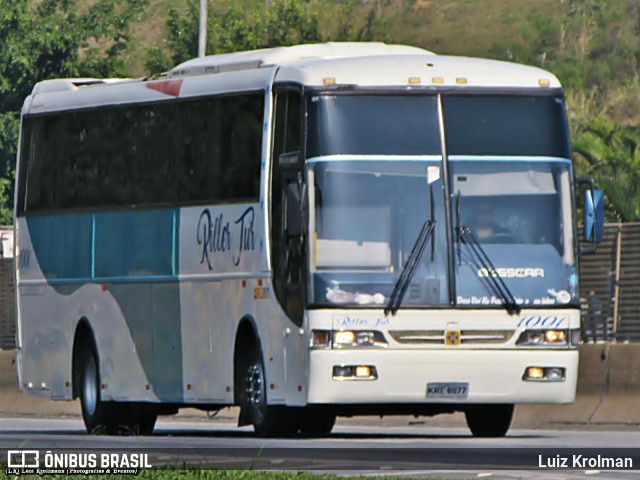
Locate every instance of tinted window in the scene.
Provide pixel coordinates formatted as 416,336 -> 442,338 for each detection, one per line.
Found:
306,95 -> 441,157
443,95 -> 571,158
19,92 -> 264,213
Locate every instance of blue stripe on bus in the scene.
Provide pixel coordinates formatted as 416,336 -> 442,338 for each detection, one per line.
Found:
27,209 -> 177,282
94,209 -> 173,278
448,155 -> 572,163
26,214 -> 93,280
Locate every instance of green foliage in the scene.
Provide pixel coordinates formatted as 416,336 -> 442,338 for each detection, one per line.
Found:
2,0 -> 640,225
145,0 -> 389,73
573,119 -> 640,221
0,0 -> 147,223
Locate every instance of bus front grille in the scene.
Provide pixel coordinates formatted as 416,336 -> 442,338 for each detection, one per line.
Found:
388,329 -> 515,345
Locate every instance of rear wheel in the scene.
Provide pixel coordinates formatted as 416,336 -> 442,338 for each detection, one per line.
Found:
118,404 -> 158,435
78,345 -> 157,435
79,345 -> 117,434
465,404 -> 514,437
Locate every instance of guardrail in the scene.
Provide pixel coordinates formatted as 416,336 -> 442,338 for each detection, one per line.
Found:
580,223 -> 640,343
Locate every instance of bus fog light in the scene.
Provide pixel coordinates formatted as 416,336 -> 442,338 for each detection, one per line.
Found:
523,366 -> 566,382
525,367 -> 545,380
333,365 -> 378,380
545,367 -> 565,381
333,365 -> 353,378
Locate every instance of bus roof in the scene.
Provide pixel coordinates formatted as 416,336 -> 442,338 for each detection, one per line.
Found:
24,43 -> 562,115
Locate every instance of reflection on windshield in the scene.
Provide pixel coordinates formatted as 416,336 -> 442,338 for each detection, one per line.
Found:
453,159 -> 578,307
308,158 -> 449,307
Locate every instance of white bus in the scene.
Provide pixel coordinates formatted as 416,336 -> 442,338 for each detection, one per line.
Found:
14,43 -> 603,437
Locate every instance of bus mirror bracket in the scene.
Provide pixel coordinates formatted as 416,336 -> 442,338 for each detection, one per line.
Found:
285,182 -> 302,238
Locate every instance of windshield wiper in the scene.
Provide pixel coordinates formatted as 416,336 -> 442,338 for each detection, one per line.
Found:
455,192 -> 520,315
385,220 -> 435,317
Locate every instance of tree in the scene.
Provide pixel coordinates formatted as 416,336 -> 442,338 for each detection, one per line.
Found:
146,0 -> 388,73
0,0 -> 147,224
573,119 -> 640,222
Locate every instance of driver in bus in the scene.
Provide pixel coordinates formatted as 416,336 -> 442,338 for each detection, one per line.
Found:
470,200 -> 509,242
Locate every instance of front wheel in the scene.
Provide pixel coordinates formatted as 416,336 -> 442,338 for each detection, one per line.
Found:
465,404 -> 514,437
242,354 -> 298,437
298,409 -> 336,436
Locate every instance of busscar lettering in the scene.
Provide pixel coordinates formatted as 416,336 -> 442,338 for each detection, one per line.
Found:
478,267 -> 544,278
197,207 -> 256,269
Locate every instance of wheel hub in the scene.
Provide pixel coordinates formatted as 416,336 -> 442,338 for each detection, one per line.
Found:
245,363 -> 264,406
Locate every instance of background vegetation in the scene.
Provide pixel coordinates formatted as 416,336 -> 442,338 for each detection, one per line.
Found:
1,0 -> 638,223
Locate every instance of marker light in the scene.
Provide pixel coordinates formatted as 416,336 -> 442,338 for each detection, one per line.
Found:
311,330 -> 331,348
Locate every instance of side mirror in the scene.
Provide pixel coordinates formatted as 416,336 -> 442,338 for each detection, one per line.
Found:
584,189 -> 604,243
285,182 -> 301,237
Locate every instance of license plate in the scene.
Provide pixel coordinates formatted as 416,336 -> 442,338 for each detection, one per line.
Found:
426,382 -> 469,398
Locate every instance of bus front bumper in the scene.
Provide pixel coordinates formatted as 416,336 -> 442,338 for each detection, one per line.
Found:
307,348 -> 578,405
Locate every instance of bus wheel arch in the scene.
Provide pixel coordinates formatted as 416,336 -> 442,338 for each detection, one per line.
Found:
71,318 -> 116,433
233,316 -> 297,436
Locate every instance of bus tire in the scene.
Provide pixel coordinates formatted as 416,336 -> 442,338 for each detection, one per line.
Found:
298,409 -> 336,436
242,352 -> 297,437
78,344 -> 118,434
120,404 -> 158,435
465,404 -> 514,437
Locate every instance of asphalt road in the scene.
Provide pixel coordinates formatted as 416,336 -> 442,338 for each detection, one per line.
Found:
1,417 -> 639,479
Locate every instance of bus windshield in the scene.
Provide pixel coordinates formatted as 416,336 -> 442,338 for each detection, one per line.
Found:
308,158 -> 450,307
305,92 -> 577,310
453,159 -> 578,308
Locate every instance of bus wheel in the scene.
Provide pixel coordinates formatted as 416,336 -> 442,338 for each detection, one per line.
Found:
243,355 -> 297,437
465,404 -> 514,437
299,409 -> 336,436
78,345 -> 117,434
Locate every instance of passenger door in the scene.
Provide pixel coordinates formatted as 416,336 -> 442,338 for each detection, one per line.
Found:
271,87 -> 307,404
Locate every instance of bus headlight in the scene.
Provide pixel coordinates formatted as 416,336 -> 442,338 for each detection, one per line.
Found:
516,329 -> 569,346
310,330 -> 388,349
333,330 -> 387,348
